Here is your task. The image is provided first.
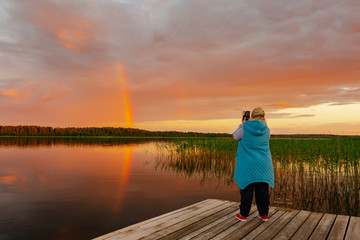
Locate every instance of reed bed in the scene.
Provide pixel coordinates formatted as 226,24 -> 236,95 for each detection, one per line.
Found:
155,137 -> 360,216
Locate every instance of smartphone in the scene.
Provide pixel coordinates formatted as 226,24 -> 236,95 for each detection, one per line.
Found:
242,111 -> 250,121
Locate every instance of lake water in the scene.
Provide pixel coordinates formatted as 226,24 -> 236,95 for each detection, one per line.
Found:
0,138 -> 239,240
1,137 -> 359,240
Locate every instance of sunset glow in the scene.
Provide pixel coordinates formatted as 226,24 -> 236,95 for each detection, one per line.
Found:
0,0 -> 359,134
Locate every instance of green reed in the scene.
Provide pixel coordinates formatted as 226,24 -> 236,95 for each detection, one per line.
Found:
155,137 -> 360,216
155,138 -> 237,185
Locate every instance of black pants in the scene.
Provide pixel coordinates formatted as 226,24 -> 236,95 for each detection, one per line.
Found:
240,182 -> 269,217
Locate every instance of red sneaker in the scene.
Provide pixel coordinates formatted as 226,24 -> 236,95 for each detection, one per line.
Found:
235,214 -> 247,221
258,214 -> 268,221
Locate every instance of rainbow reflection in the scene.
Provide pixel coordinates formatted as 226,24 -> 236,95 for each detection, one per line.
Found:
113,145 -> 133,213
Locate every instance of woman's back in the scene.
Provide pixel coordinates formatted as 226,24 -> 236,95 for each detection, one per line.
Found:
234,119 -> 274,190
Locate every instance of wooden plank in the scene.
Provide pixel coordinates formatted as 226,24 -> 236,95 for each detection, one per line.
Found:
222,207 -> 281,240
290,212 -> 323,240
209,205 -> 260,240
95,199 -> 360,240
161,204 -> 239,240
273,210 -> 311,240
327,215 -> 350,240
309,213 -> 336,240
193,205 -> 259,240
242,210 -> 286,240
97,199 -> 219,240
252,210 -> 299,240
140,201 -> 237,240
178,209 -> 239,240
345,216 -> 360,240
93,199 -> 214,240
106,199 -> 229,240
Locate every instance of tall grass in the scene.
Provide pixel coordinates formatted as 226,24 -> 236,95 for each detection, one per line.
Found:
155,138 -> 237,185
155,137 -> 360,216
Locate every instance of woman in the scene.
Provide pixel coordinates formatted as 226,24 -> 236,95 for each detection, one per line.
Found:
232,107 -> 274,222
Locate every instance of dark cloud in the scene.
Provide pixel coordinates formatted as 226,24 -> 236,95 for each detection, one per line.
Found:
0,0 -> 359,126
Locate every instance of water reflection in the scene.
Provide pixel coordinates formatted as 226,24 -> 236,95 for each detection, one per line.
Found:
155,138 -> 360,216
113,145 -> 133,213
0,140 -> 142,239
0,136 -> 164,148
0,138 -> 238,240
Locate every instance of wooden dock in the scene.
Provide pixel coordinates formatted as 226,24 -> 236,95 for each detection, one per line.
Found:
94,199 -> 360,240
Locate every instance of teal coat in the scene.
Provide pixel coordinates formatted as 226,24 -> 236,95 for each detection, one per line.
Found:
234,120 -> 274,189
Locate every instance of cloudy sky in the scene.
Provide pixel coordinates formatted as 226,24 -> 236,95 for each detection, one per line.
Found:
0,0 -> 359,134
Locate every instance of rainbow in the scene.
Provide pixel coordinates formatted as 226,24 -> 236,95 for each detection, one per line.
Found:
116,63 -> 133,128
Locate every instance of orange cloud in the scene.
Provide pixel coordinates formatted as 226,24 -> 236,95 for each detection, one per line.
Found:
0,175 -> 17,184
62,43 -> 79,51
275,102 -> 290,107
54,19 -> 93,51
40,90 -> 69,102
56,20 -> 91,42
263,102 -> 293,108
0,89 -> 30,99
24,0 -> 95,52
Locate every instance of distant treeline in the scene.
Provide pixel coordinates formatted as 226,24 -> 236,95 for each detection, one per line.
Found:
1,125 -> 358,138
0,125 -> 231,138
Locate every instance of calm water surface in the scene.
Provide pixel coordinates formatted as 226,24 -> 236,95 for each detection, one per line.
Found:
0,138 -> 238,240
